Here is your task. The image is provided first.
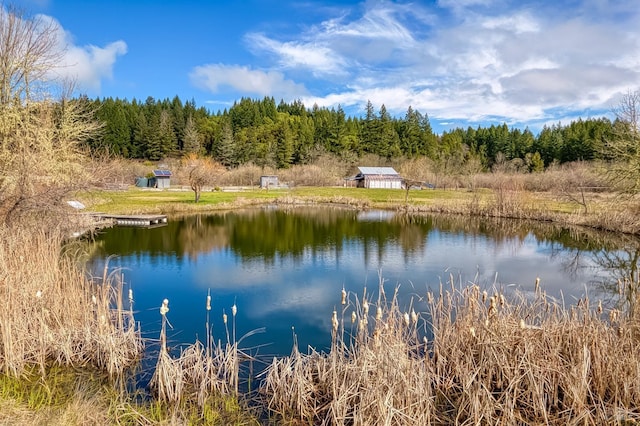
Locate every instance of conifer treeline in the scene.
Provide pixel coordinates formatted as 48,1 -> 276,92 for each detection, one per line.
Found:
84,95 -> 614,170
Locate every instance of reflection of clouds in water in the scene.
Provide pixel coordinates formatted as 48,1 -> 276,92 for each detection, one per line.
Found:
183,234 -> 586,335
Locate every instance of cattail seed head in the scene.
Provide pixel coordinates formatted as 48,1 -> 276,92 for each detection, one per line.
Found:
427,292 -> 433,304
403,312 -> 410,327
128,288 -> 133,302
223,312 -> 228,324
351,311 -> 357,324
482,290 -> 487,303
341,288 -> 347,305
411,309 -> 418,324
376,306 -> 383,321
499,294 -> 505,307
206,295 -> 211,311
363,300 -> 369,316
535,277 -> 540,292
160,299 -> 169,316
597,300 -> 603,315
232,303 -> 237,317
332,309 -> 339,331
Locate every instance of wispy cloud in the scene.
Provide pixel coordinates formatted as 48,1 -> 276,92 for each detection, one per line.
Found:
189,64 -> 308,99
245,33 -> 347,77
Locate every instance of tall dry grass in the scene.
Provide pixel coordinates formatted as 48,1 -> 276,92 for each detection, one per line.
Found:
263,278 -> 640,425
148,295 -> 262,424
0,226 -> 143,378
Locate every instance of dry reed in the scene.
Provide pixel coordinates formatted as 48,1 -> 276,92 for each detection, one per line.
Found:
0,226 -> 143,378
262,277 -> 640,425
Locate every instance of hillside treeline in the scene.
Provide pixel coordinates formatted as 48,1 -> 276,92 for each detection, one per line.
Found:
85,95 -> 615,171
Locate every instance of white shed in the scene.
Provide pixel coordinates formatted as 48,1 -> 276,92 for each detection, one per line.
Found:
355,167 -> 402,189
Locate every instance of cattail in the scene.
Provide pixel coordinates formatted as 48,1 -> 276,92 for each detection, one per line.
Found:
411,309 -> 418,324
519,319 -> 525,329
223,312 -> 228,324
232,303 -> 237,317
351,311 -> 357,324
206,295 -> 211,311
427,292 -> 433,304
609,309 -> 619,323
376,305 -> 383,321
597,300 -> 603,315
341,288 -> 347,305
36,290 -> 43,299
403,312 -> 410,327
128,288 -> 134,303
332,309 -> 339,331
499,294 -> 505,307
535,277 -> 540,292
363,300 -> 369,316
160,299 -> 169,316
482,290 -> 488,303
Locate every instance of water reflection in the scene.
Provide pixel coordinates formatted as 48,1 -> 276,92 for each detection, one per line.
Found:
86,206 -> 640,359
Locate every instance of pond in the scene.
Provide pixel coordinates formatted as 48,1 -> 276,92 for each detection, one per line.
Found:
86,206 -> 640,370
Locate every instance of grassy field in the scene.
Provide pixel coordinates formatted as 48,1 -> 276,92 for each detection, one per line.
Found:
82,186 -> 569,214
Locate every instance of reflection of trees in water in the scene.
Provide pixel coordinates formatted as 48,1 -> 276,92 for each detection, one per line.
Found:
540,226 -> 640,314
590,246 -> 640,315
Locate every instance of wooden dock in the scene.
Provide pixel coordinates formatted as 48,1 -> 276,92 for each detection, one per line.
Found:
92,214 -> 168,227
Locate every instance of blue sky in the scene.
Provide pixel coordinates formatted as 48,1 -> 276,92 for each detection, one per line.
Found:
13,0 -> 640,133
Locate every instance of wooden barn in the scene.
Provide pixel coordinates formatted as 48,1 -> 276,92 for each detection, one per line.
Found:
354,167 -> 402,189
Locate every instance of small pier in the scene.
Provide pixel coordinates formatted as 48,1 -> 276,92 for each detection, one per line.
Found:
92,214 -> 168,227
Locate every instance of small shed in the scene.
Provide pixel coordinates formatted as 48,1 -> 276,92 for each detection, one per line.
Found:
355,167 -> 402,189
260,175 -> 278,189
152,170 -> 172,189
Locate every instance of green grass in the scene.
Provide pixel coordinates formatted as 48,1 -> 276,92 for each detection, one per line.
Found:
80,186 -> 482,215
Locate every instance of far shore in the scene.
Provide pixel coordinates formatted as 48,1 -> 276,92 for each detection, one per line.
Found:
78,185 -> 640,236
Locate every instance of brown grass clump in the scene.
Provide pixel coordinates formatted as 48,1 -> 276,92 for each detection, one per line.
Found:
0,226 -> 143,378
263,278 -> 640,425
149,294 -> 262,424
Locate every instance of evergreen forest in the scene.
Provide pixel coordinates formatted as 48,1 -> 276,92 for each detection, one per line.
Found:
84,95 -> 617,171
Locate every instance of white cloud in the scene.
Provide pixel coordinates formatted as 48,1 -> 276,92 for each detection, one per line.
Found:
42,15 -> 127,93
245,33 -> 347,76
189,64 -> 308,99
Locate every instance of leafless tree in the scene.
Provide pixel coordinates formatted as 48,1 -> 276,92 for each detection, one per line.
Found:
0,4 -> 101,226
603,89 -> 640,194
183,154 -> 226,202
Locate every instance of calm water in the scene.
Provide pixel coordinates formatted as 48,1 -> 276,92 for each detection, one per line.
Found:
86,206 -> 639,362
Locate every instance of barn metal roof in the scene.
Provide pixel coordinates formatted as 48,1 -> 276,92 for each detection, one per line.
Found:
357,167 -> 399,176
